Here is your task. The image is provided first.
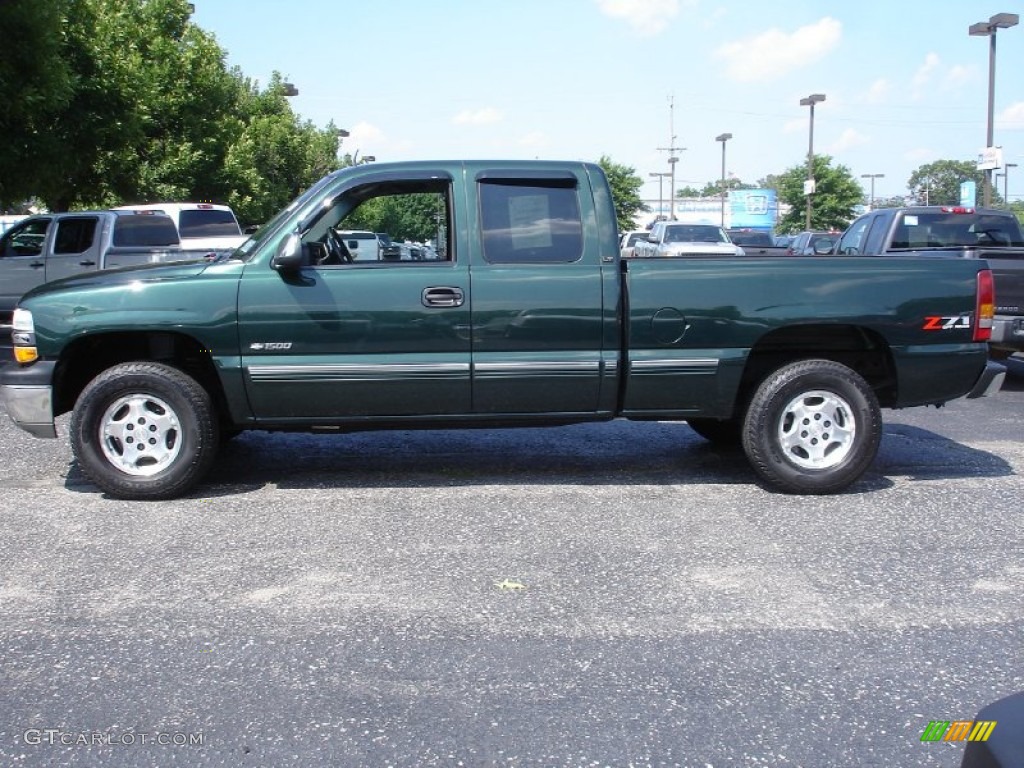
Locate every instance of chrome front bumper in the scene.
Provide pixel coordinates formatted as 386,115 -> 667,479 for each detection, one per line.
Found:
0,362 -> 57,438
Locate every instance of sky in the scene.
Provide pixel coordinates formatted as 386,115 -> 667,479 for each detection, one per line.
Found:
190,0 -> 1024,203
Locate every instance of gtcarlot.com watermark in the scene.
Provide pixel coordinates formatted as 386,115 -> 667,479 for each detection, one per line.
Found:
23,729 -> 205,747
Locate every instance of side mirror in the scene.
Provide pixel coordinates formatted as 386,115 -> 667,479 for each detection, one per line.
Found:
647,234 -> 659,243
272,233 -> 304,272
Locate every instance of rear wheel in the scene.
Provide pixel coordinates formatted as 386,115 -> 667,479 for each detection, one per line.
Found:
741,359 -> 881,494
70,362 -> 219,500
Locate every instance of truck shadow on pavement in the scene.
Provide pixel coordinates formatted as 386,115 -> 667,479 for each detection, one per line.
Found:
64,419 -> 1013,498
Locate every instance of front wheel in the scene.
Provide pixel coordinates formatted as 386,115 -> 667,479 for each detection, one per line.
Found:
70,362 -> 220,500
741,359 -> 881,494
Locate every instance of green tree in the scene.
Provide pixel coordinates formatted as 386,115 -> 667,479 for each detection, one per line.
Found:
907,159 -> 994,206
598,156 -> 648,232
0,0 -> 75,208
773,156 -> 862,233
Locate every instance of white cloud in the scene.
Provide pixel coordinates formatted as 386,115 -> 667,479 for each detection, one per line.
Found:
945,64 -> 972,88
828,128 -> 869,153
996,102 -> 1024,130
714,17 -> 842,82
864,78 -> 891,105
594,0 -> 683,36
452,107 -> 503,126
348,121 -> 383,144
912,53 -> 940,88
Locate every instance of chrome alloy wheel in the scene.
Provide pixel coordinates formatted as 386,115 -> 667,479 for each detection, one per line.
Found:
776,389 -> 856,469
99,393 -> 183,476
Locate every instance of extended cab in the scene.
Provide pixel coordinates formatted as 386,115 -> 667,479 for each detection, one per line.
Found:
0,161 -> 1004,500
0,210 -> 185,331
834,206 -> 1024,353
633,221 -> 745,258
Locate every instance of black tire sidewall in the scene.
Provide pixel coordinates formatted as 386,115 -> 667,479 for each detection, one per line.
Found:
71,362 -> 218,500
742,360 -> 881,494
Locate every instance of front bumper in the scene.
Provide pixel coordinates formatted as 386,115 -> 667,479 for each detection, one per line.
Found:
0,361 -> 58,438
966,360 -> 1006,399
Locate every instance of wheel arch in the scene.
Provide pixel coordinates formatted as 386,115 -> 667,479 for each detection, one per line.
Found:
733,324 -> 898,416
52,331 -> 233,426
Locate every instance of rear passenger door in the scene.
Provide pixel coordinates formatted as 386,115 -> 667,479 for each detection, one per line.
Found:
467,170 -> 610,415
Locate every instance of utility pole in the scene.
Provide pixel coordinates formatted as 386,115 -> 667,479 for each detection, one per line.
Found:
657,96 -> 686,221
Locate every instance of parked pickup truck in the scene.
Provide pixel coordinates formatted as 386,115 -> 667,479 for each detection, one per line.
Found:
0,160 -> 1004,500
0,210 -> 187,331
633,221 -> 745,258
727,228 -> 789,257
834,206 -> 1024,353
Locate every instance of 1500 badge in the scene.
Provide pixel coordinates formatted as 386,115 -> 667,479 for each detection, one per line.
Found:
922,315 -> 971,330
249,342 -> 293,350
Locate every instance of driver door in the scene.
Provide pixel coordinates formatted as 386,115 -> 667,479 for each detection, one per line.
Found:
237,173 -> 472,422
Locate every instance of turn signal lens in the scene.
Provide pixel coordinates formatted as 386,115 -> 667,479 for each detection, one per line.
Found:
14,346 -> 39,364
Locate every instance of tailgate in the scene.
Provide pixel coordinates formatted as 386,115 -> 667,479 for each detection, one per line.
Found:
978,248 -> 1024,315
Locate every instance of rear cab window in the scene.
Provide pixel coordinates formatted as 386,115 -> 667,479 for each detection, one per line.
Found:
478,176 -> 583,264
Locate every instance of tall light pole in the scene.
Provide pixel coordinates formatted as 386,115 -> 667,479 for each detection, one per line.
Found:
657,96 -> 685,221
860,173 -> 884,211
1004,162 -> 1018,206
800,93 -> 826,230
649,172 -> 671,221
716,133 -> 732,227
970,13 -> 1019,207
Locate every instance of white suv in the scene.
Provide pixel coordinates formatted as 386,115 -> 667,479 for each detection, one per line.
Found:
113,202 -> 245,253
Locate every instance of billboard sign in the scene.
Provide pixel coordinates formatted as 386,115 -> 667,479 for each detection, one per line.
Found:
729,189 -> 778,230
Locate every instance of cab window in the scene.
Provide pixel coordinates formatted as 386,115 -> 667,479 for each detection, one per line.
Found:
479,178 -> 583,264
302,178 -> 451,267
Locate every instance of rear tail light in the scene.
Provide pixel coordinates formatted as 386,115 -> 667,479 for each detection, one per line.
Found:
974,268 -> 995,342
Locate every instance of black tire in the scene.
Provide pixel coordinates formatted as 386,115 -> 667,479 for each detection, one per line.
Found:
70,362 -> 220,500
741,359 -> 881,494
687,417 -> 742,446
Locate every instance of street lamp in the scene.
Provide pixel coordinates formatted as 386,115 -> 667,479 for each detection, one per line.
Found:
800,93 -> 826,230
649,172 -> 671,221
1004,162 -> 1018,205
969,12 -> 1019,206
282,82 -> 299,97
716,133 -> 733,227
860,173 -> 884,211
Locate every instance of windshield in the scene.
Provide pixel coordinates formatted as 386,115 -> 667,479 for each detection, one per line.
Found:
665,225 -> 727,243
233,173 -> 342,262
891,212 -> 1024,248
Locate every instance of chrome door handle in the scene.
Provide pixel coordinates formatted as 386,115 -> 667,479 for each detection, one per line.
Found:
422,287 -> 465,308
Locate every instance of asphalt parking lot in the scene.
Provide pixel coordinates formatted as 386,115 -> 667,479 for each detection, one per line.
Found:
0,368 -> 1022,767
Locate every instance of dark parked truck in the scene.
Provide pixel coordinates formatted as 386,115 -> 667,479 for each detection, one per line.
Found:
0,161 -> 1005,499
834,205 -> 1024,353
0,210 -> 186,332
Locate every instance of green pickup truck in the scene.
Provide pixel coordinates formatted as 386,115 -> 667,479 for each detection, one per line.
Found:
0,160 -> 1005,499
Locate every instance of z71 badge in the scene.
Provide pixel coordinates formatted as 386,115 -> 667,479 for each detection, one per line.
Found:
922,315 -> 971,331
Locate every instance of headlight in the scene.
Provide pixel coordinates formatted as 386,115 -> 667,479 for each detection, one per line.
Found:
11,308 -> 38,364
12,308 -> 34,332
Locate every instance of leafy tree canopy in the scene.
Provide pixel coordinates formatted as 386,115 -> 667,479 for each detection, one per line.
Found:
598,156 -> 648,232
773,156 -> 862,234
